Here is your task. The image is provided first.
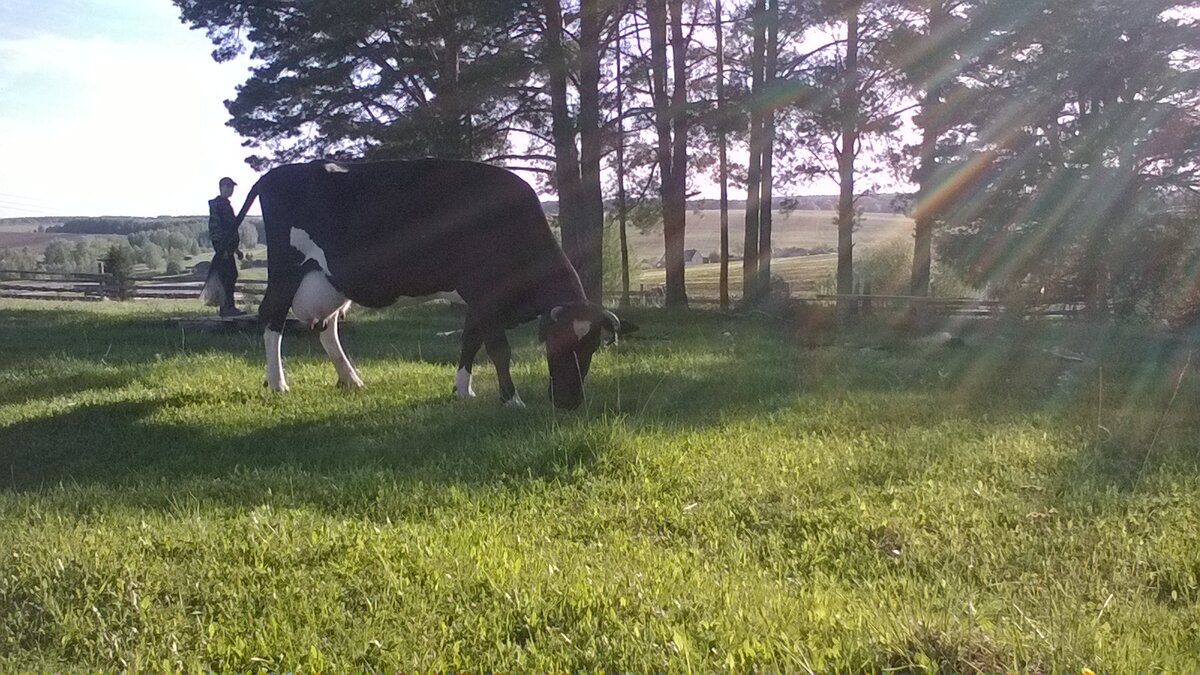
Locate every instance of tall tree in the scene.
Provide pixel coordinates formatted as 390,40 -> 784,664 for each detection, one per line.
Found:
543,0 -> 585,284
789,0 -> 907,320
756,0 -> 780,302
905,0 -> 959,296
647,0 -> 692,308
541,0 -> 613,302
938,0 -> 1200,315
175,0 -> 537,168
742,0 -> 766,303
715,0 -> 731,311
835,4 -> 860,321
577,0 -> 611,301
615,11 -> 633,308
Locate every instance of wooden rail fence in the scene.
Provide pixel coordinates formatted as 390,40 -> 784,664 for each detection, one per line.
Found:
5,271 -> 1071,318
0,269 -> 266,302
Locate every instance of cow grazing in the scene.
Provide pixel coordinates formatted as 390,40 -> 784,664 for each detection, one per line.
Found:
232,158 -> 624,410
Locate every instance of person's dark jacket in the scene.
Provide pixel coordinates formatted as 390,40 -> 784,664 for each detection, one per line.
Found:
208,196 -> 239,252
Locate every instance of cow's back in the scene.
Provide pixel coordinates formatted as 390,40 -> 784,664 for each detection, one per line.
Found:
259,159 -> 582,323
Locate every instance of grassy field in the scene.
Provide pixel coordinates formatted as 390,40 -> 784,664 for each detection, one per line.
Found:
640,254 -> 841,299
631,209 -> 912,300
626,209 -> 912,263
2,298 -> 1200,669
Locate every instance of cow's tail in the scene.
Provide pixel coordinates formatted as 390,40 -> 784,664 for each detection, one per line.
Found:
232,179 -> 262,228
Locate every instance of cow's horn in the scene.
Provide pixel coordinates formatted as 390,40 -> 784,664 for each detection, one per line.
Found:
600,309 -> 620,334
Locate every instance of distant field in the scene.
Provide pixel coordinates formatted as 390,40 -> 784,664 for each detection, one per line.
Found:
0,220 -> 71,250
627,209 -> 912,263
632,210 -> 912,299
640,254 -> 840,300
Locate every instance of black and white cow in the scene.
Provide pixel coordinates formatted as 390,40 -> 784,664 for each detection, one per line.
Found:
233,158 -> 624,410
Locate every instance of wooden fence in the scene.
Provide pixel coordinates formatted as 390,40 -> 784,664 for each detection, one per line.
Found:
0,269 -> 266,302
607,285 -> 1011,316
4,271 -> 1075,318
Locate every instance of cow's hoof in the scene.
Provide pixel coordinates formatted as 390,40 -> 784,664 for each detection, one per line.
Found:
337,376 -> 365,390
453,386 -> 476,399
503,393 -> 526,410
265,379 -> 290,392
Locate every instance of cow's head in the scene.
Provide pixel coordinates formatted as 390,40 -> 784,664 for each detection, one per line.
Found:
539,303 -> 627,410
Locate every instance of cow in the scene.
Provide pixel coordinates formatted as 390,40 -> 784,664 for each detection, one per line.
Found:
231,158 -> 625,410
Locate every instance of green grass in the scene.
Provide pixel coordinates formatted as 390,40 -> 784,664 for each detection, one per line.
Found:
2,298 -> 1200,670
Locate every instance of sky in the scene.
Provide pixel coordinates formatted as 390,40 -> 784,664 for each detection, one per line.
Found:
0,0 -> 258,218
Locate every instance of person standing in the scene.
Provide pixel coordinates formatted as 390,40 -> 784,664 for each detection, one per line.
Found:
204,176 -> 246,317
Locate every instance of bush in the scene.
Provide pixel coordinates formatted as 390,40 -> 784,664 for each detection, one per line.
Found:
856,240 -> 980,297
102,244 -> 136,300
0,247 -> 40,278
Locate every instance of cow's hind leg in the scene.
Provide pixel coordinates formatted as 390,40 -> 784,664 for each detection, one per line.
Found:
454,322 -> 483,399
293,270 -> 362,389
259,272 -> 304,392
318,313 -> 363,389
484,328 -> 524,409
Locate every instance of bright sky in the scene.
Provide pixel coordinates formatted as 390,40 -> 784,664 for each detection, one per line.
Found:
0,0 -> 258,219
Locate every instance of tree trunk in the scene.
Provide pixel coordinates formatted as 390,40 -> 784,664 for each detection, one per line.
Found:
910,0 -> 949,298
543,0 -> 584,278
715,0 -> 729,311
616,19 -> 632,309
757,0 -> 778,301
742,0 -> 766,305
649,0 -> 689,309
578,0 -> 606,302
435,24 -> 467,159
836,7 -> 860,324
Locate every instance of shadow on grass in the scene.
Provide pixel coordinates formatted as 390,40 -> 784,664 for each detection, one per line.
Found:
0,369 -> 135,407
8,301 -> 1197,503
0,305 -> 803,509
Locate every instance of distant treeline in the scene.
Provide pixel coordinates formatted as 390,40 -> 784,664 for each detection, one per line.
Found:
48,216 -> 266,237
1,215 -> 265,277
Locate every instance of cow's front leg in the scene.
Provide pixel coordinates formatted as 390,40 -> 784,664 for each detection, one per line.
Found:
454,323 -> 483,398
318,313 -> 364,389
484,328 -> 524,408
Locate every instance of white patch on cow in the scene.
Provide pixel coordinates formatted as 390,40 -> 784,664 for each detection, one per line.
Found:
504,392 -> 526,409
572,319 -> 592,341
264,329 -> 289,392
454,368 -> 476,398
292,270 -> 349,325
392,290 -> 466,308
324,162 -> 349,173
438,291 -> 466,305
289,227 -> 330,271
318,315 -> 364,389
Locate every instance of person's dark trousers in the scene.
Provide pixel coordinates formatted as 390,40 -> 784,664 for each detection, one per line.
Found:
211,245 -> 239,310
